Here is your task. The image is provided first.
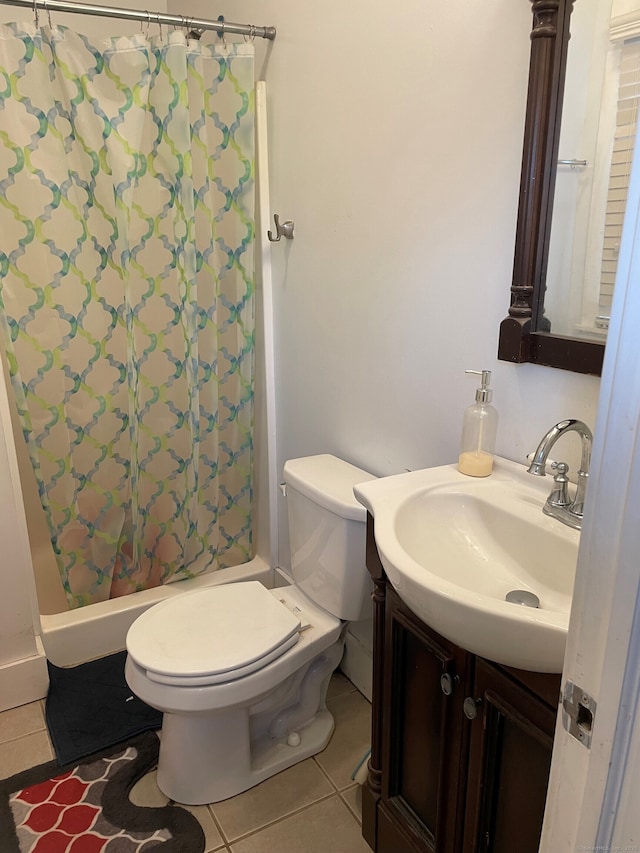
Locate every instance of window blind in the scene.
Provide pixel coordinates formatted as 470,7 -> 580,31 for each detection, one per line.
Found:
598,38 -> 640,327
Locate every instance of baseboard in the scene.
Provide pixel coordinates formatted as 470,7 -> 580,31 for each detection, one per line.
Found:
0,636 -> 49,711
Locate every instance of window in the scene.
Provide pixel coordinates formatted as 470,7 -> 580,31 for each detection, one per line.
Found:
596,37 -> 640,330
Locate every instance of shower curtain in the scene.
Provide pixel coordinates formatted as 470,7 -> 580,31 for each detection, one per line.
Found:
0,23 -> 255,608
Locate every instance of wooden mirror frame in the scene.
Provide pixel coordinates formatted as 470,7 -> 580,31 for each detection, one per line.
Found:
498,0 -> 605,376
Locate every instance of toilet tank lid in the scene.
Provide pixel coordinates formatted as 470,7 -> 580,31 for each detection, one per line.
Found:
283,454 -> 377,521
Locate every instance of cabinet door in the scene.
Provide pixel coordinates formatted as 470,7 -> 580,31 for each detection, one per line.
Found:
462,659 -> 557,853
380,589 -> 470,853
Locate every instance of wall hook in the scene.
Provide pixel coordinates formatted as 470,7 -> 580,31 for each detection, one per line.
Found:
267,214 -> 294,242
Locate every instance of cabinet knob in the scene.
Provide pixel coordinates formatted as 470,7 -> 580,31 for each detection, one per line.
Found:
463,697 -> 482,720
440,672 -> 459,696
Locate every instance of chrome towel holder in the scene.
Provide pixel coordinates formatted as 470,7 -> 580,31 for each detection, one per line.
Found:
267,214 -> 294,242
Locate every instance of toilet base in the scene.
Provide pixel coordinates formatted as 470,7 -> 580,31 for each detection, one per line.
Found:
124,590 -> 348,806
156,707 -> 335,805
150,638 -> 346,805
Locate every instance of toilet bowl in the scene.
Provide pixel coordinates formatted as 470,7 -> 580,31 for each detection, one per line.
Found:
124,454 -> 376,805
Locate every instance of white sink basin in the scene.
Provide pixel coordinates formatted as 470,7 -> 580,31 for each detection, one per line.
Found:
354,457 -> 579,673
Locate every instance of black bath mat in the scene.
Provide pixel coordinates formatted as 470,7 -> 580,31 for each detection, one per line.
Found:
45,650 -> 162,766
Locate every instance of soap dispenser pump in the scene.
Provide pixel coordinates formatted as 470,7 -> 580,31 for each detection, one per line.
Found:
458,369 -> 499,477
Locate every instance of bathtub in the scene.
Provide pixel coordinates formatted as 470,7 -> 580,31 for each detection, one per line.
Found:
40,556 -> 274,667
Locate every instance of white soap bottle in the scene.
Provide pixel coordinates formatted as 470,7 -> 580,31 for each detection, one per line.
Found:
458,369 -> 499,477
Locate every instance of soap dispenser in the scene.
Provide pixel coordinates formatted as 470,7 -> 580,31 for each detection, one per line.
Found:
458,369 -> 499,477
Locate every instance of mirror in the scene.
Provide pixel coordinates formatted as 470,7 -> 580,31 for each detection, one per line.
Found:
498,0 -> 608,375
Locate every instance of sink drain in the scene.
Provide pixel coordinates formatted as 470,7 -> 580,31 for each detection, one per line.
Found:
505,589 -> 540,608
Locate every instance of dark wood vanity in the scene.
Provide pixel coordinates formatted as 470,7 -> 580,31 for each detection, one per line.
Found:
362,516 -> 561,853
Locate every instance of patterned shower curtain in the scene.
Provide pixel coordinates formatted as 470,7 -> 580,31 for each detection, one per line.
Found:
0,24 -> 255,608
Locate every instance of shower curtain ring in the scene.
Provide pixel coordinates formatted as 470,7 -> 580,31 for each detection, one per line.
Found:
42,0 -> 52,27
33,0 -> 39,28
217,16 -> 226,46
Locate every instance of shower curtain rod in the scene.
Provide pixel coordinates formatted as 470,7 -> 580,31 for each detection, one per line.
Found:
0,0 -> 276,39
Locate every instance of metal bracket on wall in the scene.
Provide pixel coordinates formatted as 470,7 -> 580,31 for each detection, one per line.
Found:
267,214 -> 294,242
562,680 -> 597,748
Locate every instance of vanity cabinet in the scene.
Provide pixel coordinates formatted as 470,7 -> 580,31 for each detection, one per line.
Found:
362,516 -> 561,853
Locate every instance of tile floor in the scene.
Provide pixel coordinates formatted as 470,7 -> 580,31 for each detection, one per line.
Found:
0,671 -> 372,852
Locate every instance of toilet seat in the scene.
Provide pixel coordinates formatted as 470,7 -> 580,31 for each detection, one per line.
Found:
126,581 -> 301,687
143,634 -> 300,687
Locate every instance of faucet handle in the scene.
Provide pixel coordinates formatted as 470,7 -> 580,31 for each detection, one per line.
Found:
547,461 -> 571,508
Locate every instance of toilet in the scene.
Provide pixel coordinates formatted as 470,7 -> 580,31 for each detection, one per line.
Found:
124,454 -> 376,805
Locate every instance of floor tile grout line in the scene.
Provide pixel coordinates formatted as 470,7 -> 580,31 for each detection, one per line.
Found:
312,755 -> 362,794
204,804 -> 230,847
0,702 -> 48,745
311,755 -> 342,792
335,788 -> 364,826
339,786 -> 363,824
213,789 -> 340,845
337,780 -> 362,795
327,684 -> 358,702
0,727 -> 50,748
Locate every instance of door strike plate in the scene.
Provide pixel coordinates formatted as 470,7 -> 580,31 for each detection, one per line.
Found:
562,681 -> 596,748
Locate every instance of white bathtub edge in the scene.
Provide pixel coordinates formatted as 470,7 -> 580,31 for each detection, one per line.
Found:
41,557 -> 273,667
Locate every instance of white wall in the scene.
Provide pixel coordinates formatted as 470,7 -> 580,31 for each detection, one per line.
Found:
173,0 -> 602,570
0,367 -> 47,708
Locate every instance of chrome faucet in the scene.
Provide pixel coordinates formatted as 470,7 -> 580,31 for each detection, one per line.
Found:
527,419 -> 593,530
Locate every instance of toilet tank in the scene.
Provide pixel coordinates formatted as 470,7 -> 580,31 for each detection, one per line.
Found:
283,455 -> 377,621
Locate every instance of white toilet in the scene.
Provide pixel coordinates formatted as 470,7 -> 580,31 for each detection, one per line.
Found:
124,454 -> 376,805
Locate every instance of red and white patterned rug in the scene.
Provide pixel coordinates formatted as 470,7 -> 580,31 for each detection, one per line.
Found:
0,732 -> 204,852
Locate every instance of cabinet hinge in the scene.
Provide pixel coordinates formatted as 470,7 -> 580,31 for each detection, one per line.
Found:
562,681 -> 596,748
